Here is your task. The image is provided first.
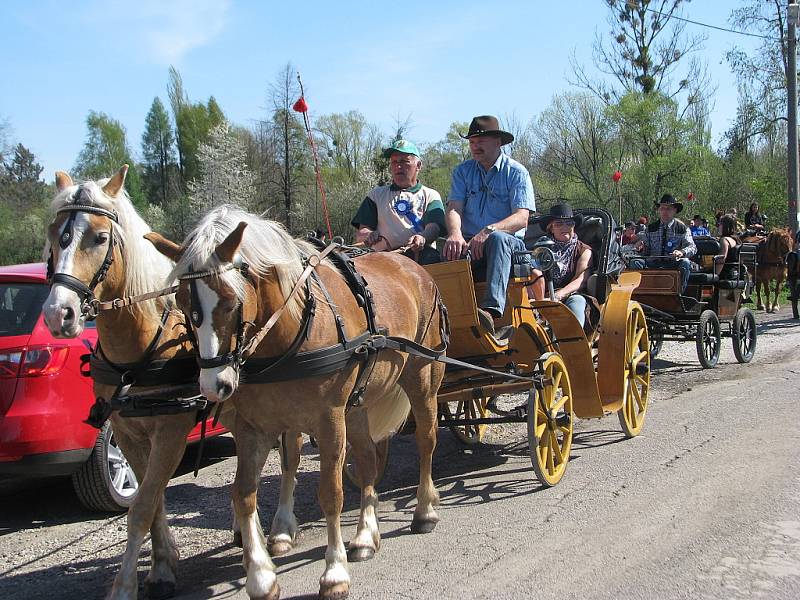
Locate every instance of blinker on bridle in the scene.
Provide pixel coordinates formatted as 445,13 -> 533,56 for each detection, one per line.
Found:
47,191 -> 120,320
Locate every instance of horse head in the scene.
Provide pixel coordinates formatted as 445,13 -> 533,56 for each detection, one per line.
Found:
42,165 -> 174,338
43,166 -> 129,337
149,221 -> 257,402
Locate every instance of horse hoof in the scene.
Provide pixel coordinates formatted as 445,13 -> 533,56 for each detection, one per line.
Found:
254,582 -> 281,600
319,583 -> 349,600
410,518 -> 438,534
144,580 -> 176,600
268,539 -> 293,557
347,545 -> 375,562
232,531 -> 243,547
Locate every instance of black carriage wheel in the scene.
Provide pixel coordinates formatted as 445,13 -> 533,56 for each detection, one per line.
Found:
696,310 -> 721,369
732,308 -> 757,363
649,337 -> 663,358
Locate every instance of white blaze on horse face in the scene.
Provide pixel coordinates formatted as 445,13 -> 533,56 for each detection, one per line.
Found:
194,280 -> 239,401
42,213 -> 90,338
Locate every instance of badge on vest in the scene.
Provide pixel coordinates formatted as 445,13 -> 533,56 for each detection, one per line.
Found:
393,197 -> 423,233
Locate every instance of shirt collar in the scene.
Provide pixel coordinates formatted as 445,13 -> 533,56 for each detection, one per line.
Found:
476,152 -> 505,174
390,182 -> 422,193
660,218 -> 676,229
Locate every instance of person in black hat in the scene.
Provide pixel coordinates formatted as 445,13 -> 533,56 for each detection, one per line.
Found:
527,203 -> 593,327
629,193 -> 697,292
442,115 -> 536,332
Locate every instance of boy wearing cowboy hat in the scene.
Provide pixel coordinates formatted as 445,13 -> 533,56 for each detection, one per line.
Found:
629,193 -> 697,293
442,115 -> 535,332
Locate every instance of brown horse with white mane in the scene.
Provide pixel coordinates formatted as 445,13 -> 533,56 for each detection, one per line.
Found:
147,204 -> 446,599
743,228 -> 794,313
40,168 -> 304,599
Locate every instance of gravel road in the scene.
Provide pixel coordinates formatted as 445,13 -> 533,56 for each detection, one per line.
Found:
2,306 -> 799,600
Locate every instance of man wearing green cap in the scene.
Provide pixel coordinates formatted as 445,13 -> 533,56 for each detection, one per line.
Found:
351,139 -> 445,264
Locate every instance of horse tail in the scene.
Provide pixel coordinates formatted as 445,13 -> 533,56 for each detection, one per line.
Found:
367,386 -> 410,443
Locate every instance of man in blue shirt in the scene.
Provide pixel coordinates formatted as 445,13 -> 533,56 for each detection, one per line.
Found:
442,116 -> 536,332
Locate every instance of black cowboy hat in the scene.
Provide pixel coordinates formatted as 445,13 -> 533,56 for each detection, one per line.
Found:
534,203 -> 584,228
460,115 -> 514,145
654,193 -> 683,213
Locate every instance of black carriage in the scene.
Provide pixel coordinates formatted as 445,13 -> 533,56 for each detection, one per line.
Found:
628,236 -> 759,368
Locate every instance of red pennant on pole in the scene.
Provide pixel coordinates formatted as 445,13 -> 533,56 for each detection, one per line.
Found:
292,97 -> 309,113
687,192 -> 695,201
612,170 -> 622,183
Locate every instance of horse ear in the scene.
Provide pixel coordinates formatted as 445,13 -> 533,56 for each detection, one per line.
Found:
215,222 -> 248,263
144,232 -> 185,262
102,165 -> 129,197
55,171 -> 74,191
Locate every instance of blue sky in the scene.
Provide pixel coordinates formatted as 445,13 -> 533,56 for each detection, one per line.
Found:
1,1 -> 760,179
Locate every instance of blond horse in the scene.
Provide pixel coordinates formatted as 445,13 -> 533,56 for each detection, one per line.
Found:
40,168 -> 303,599
148,205 -> 446,599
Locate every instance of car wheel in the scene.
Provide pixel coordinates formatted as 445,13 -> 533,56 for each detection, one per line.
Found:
71,421 -> 139,512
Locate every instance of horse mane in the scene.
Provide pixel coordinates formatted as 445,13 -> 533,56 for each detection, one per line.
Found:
48,178 -> 175,321
171,205 -> 322,324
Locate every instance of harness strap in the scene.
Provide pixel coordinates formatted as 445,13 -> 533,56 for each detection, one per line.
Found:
240,242 -> 340,358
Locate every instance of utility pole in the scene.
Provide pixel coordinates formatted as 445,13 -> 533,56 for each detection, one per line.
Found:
788,3 -> 800,233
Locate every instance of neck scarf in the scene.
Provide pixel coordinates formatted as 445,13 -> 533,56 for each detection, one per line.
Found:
551,233 -> 579,288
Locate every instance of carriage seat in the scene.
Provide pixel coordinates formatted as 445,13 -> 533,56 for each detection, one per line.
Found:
691,236 -> 721,272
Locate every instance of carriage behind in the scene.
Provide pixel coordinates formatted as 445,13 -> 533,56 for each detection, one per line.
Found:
422,208 -> 650,486
628,236 -> 758,369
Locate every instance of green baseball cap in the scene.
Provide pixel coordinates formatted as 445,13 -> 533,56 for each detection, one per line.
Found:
382,139 -> 420,158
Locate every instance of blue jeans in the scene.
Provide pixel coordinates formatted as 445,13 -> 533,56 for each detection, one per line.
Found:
474,231 -> 530,315
629,256 -> 692,293
564,294 -> 587,327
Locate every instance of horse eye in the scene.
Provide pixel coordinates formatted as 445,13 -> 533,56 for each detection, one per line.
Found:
95,232 -> 110,245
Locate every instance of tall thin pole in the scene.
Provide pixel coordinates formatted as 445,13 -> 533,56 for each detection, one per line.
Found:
787,3 -> 799,233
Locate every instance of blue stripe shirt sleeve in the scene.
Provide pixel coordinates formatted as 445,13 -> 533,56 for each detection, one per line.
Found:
448,163 -> 467,203
509,164 -> 536,212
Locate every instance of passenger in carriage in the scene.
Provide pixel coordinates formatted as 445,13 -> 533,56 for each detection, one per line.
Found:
527,203 -> 593,327
351,139 -> 445,264
715,214 -> 741,278
744,202 -> 766,231
620,221 -> 638,245
690,214 -> 710,237
628,194 -> 697,293
441,115 -> 536,333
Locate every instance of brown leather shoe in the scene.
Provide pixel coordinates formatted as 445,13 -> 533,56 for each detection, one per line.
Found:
476,307 -> 496,334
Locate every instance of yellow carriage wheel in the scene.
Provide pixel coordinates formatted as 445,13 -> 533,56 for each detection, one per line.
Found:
618,303 -> 650,438
442,396 -> 491,445
527,352 -> 573,487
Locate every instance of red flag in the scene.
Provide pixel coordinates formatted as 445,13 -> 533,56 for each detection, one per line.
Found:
292,97 -> 309,113
687,192 -> 695,201
612,170 -> 622,183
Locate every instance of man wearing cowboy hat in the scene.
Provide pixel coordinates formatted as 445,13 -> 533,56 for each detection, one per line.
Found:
443,115 -> 535,331
629,193 -> 697,293
352,139 -> 445,264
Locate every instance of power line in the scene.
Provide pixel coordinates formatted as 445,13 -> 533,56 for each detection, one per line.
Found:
636,5 -> 771,40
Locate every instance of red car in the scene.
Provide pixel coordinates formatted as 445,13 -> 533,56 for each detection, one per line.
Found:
0,263 -> 225,511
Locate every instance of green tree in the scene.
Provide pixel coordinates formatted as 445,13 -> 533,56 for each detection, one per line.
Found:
73,111 -> 145,208
141,97 -> 177,205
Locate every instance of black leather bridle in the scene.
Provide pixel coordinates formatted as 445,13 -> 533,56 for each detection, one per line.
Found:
47,197 -> 119,320
178,259 -> 253,371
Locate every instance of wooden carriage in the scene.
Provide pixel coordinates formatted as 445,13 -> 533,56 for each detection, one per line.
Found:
630,236 -> 759,368
421,208 -> 650,487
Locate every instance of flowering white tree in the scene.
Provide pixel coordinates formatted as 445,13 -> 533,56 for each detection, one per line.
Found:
189,121 -> 256,213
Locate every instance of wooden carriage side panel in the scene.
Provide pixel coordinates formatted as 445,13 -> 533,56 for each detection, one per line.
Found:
630,270 -> 684,313
597,271 -> 641,411
533,301 -> 604,419
424,261 -> 479,331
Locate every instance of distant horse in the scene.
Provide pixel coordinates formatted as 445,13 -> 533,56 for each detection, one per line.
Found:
743,228 -> 794,313
40,168 -> 303,600
147,205 -> 446,599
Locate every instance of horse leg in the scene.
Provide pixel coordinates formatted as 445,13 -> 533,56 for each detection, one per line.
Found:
773,279 -> 783,312
267,431 -> 302,556
402,360 -> 444,534
756,281 -> 765,311
109,425 -> 191,600
231,418 -> 279,600
344,408 -> 380,562
315,408 -> 350,600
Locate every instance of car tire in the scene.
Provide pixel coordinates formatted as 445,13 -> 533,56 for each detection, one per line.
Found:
71,422 -> 139,512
